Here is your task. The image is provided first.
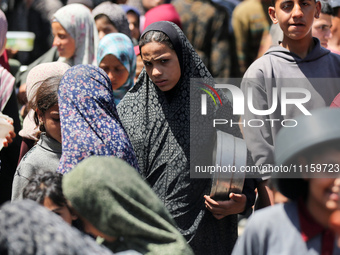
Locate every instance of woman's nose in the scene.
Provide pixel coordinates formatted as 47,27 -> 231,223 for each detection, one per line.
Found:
53,36 -> 60,47
152,67 -> 161,77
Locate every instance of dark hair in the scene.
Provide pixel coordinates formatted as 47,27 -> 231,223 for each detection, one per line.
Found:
320,0 -> 333,15
333,6 -> 340,16
23,171 -> 66,207
31,75 -> 62,131
94,14 -> 117,29
139,30 -> 174,52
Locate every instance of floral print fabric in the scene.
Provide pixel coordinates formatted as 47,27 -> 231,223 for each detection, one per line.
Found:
57,64 -> 139,174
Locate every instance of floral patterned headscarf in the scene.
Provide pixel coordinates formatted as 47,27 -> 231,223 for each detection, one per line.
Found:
97,33 -> 136,105
53,4 -> 99,66
57,64 -> 139,174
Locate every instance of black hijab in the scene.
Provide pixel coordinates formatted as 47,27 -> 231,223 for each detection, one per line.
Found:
117,21 -> 253,255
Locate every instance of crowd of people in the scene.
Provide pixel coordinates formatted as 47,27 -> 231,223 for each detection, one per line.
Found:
1,0 -> 340,254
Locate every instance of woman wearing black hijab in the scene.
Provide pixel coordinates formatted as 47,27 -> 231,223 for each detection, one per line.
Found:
117,21 -> 256,255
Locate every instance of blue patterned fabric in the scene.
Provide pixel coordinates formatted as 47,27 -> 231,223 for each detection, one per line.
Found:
97,33 -> 136,105
57,64 -> 139,174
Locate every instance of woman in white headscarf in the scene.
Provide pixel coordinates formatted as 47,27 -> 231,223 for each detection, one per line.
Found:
52,3 -> 99,66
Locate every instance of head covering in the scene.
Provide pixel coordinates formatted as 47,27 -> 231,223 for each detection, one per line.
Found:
117,21 -> 244,254
0,10 -> 14,113
67,0 -> 94,9
62,156 -> 193,255
97,33 -> 136,105
53,4 -> 99,66
0,10 -> 7,54
0,200 -> 114,255
330,0 -> 340,8
18,62 -> 71,140
92,2 -> 131,38
273,107 -> 340,200
57,64 -> 139,174
121,4 -> 141,17
143,4 -> 182,31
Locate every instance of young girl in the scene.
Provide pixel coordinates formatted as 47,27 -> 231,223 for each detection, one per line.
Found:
62,156 -> 193,254
57,64 -> 139,174
232,107 -> 340,254
117,21 -> 256,255
23,171 -> 82,230
52,3 -> 98,65
18,62 -> 70,163
97,33 -> 136,105
12,75 -> 64,200
92,2 -> 131,40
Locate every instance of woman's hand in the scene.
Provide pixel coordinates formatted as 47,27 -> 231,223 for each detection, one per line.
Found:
204,193 -> 247,220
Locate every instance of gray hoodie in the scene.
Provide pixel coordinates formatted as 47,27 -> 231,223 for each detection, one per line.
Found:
11,133 -> 62,200
241,38 -> 340,168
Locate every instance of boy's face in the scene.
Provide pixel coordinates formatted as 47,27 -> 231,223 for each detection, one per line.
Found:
269,0 -> 321,41
312,13 -> 332,48
305,148 -> 340,213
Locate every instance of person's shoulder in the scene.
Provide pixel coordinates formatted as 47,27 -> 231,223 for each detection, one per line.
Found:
247,201 -> 298,227
233,0 -> 262,15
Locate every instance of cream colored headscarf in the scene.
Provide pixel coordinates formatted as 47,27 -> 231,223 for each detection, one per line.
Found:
19,62 -> 70,140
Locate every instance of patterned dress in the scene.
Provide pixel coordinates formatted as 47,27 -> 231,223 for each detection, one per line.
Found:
117,21 -> 256,255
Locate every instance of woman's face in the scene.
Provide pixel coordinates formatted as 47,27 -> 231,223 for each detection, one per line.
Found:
99,54 -> 129,90
95,16 -> 118,40
52,22 -> 76,59
141,41 -> 181,92
37,104 -> 62,143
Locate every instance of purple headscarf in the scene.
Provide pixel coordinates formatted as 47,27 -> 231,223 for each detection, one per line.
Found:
57,64 -> 139,173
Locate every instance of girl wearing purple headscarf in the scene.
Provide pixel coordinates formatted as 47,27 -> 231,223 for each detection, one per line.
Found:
57,64 -> 139,174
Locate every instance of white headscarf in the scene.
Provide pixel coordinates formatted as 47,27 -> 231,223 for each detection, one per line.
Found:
53,3 -> 99,66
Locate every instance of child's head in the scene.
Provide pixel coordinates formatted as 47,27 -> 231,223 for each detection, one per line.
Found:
268,0 -> 321,42
23,171 -> 78,225
121,5 -> 141,41
31,75 -> 62,143
312,0 -> 333,48
274,108 -> 340,213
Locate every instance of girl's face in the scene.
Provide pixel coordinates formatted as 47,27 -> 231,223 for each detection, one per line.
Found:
126,12 -> 140,40
52,22 -> 76,59
43,196 -> 77,225
37,104 -> 62,143
95,16 -> 118,40
99,54 -> 129,90
305,149 -> 340,214
141,41 -> 181,92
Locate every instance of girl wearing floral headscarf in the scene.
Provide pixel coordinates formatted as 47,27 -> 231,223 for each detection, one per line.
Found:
97,33 -> 136,105
57,64 -> 139,174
